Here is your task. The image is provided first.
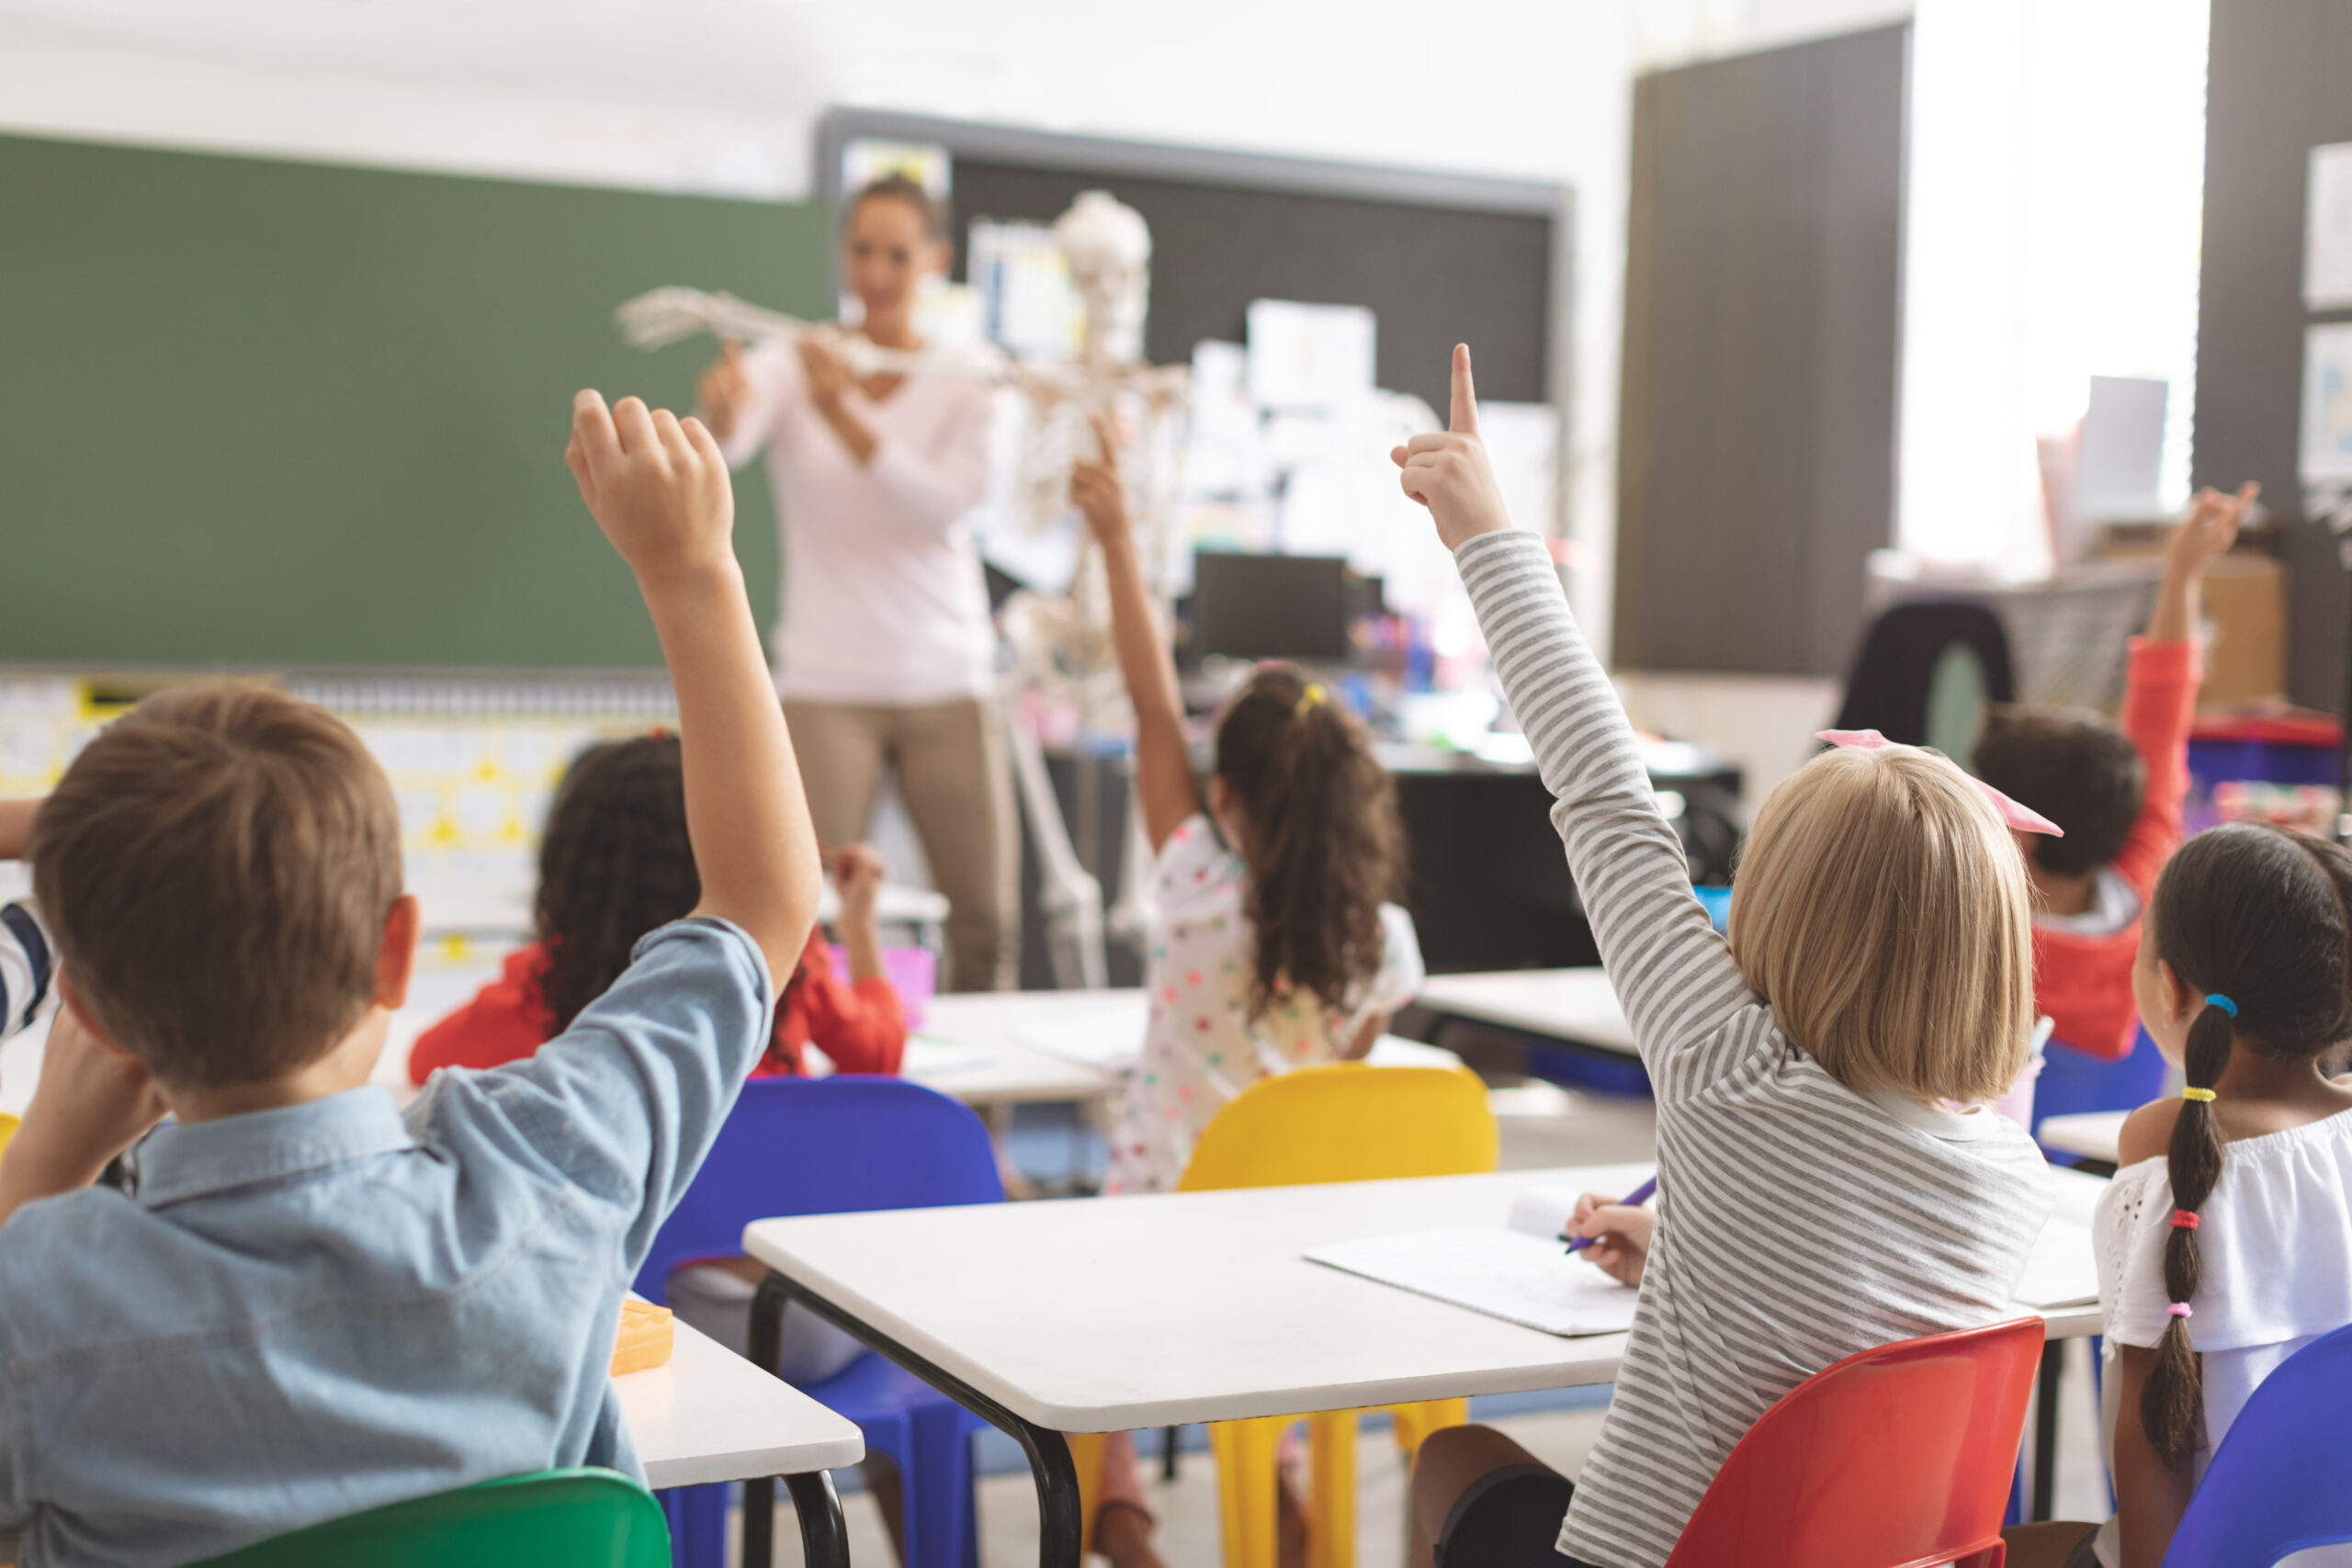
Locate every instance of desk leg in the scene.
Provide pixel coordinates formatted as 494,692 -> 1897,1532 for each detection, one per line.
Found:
763,1268 -> 1088,1568
786,1471 -> 852,1568
2032,1339 -> 2065,1521
742,1272 -> 791,1568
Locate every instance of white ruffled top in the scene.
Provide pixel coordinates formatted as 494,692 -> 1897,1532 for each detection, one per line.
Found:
2087,1107 -> 2352,1566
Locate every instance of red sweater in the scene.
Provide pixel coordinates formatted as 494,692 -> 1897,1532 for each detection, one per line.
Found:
409,925 -> 907,1083
2034,637 -> 2199,1060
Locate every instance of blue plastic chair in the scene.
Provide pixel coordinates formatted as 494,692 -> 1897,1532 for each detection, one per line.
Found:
2033,1025 -> 2170,1143
637,1077 -> 1003,1568
2163,1322 -> 2352,1565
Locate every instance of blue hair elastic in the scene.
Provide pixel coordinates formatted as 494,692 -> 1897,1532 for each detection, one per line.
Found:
2204,993 -> 2238,1018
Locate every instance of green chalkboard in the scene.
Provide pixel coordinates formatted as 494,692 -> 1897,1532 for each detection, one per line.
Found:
0,134 -> 832,668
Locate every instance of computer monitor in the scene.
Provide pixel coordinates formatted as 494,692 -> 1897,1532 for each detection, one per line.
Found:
1189,551 -> 1351,661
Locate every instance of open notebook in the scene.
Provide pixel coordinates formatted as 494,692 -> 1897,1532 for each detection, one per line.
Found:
1308,1189 -> 2101,1338
1306,1189 -> 1641,1337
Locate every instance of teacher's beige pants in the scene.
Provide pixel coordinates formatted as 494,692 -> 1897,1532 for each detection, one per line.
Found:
784,695 -> 1020,993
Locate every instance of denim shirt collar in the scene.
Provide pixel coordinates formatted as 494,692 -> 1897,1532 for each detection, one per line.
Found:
130,1088 -> 419,1208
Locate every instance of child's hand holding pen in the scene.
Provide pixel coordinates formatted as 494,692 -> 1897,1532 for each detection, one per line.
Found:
1567,1184 -> 1657,1288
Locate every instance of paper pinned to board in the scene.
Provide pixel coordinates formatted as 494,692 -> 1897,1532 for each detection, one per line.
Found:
2308,144 -> 2352,310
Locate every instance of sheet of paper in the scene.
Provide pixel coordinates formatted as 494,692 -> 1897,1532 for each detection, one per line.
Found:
2302,323 -> 2352,484
1011,999 -> 1148,1070
2011,1217 -> 2099,1309
1504,1187 -> 1589,1241
903,1038 -> 997,1077
2309,143 -> 2352,310
1306,1226 -> 1640,1337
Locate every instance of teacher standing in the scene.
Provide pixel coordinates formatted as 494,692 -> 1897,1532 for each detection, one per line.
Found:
698,176 -> 1015,992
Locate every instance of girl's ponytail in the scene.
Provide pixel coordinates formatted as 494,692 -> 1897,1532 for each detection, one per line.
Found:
2136,823 -> 2352,1469
1211,666 -> 1403,1020
2141,994 -> 2232,1467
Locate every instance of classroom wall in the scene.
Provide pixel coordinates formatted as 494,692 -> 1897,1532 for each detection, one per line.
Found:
0,0 -> 1924,665
2195,0 -> 2352,716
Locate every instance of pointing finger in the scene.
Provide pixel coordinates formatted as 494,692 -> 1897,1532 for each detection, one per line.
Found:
1088,409 -> 1121,468
1449,343 -> 1479,436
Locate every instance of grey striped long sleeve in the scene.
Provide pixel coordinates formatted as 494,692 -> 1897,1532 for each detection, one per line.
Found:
0,900 -> 52,1041
1454,531 -> 2052,1568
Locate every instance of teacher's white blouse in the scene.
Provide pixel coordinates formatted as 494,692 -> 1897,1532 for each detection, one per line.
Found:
717,340 -> 1000,706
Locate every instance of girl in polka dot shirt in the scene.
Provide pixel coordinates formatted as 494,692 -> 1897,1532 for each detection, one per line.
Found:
1071,415 -> 1425,1199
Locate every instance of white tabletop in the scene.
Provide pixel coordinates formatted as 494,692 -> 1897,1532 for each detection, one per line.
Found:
742,1164 -> 2107,1434
1411,968 -> 1638,1056
2039,1111 -> 2126,1166
916,987 -> 1460,1089
621,1307 -> 865,1488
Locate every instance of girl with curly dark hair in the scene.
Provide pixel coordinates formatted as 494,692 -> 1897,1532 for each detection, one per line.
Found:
409,733 -> 907,1083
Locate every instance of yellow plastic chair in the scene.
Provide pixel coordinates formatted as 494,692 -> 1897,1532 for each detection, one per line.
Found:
1079,1062 -> 1498,1568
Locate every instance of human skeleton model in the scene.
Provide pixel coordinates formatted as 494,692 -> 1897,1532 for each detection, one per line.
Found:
617,190 -> 1188,986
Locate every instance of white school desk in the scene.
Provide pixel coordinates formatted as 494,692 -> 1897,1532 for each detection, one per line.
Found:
1410,967 -> 1639,1057
915,987 -> 1463,1084
625,1309 -> 865,1568
2038,1110 -> 2126,1168
625,1308 -> 865,1489
741,1163 -> 2109,1568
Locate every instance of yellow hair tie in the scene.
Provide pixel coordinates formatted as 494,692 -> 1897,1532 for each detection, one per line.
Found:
2181,1088 -> 2216,1103
1295,683 -> 1329,716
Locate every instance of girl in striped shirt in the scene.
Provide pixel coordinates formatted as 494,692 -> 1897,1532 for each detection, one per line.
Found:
1397,348 -> 2053,1568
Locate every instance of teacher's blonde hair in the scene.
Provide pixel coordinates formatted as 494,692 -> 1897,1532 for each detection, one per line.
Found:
1728,742 -> 2033,1106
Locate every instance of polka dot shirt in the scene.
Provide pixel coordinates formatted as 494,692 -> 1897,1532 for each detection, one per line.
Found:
1104,814 -> 1425,1193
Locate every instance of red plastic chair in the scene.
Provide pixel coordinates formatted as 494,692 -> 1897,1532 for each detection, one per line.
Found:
1663,1316 -> 2045,1568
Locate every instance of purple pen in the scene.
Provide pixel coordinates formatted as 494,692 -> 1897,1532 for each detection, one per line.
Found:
1565,1174 -> 1658,1253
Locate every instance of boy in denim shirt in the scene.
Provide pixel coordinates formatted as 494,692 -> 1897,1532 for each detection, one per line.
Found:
0,390 -> 821,1567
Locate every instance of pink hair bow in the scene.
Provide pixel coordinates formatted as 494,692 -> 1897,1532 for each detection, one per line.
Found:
1815,729 -> 2064,837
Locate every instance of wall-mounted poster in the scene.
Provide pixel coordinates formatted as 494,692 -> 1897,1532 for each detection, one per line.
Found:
2300,322 -> 2352,483
2307,143 -> 2352,309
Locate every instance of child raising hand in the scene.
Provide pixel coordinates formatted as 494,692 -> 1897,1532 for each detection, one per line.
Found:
1398,348 -> 2053,1568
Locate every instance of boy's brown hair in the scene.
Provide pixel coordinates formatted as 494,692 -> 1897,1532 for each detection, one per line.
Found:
1973,705 -> 2146,877
29,682 -> 403,1089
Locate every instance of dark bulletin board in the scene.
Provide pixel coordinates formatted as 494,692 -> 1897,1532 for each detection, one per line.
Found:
0,133 -> 833,669
1612,24 -> 1910,678
948,165 -> 1553,412
820,111 -> 1566,419
2195,0 -> 2352,714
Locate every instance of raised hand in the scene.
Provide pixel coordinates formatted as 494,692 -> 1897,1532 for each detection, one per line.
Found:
2167,480 -> 2259,580
564,390 -> 736,589
1390,344 -> 1513,549
695,341 -> 752,441
2148,479 -> 2260,645
1069,410 -> 1134,547
826,841 -> 887,924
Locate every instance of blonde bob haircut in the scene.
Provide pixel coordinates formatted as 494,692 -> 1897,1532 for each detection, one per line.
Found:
1727,741 -> 2034,1106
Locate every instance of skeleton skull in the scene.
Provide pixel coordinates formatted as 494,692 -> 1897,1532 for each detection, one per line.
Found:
1054,191 -> 1152,368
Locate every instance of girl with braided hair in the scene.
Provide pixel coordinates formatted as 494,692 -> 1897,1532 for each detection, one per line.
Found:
2010,822 -> 2352,1568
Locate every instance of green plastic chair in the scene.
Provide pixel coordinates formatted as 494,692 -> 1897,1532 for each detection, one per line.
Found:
189,1468 -> 671,1568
